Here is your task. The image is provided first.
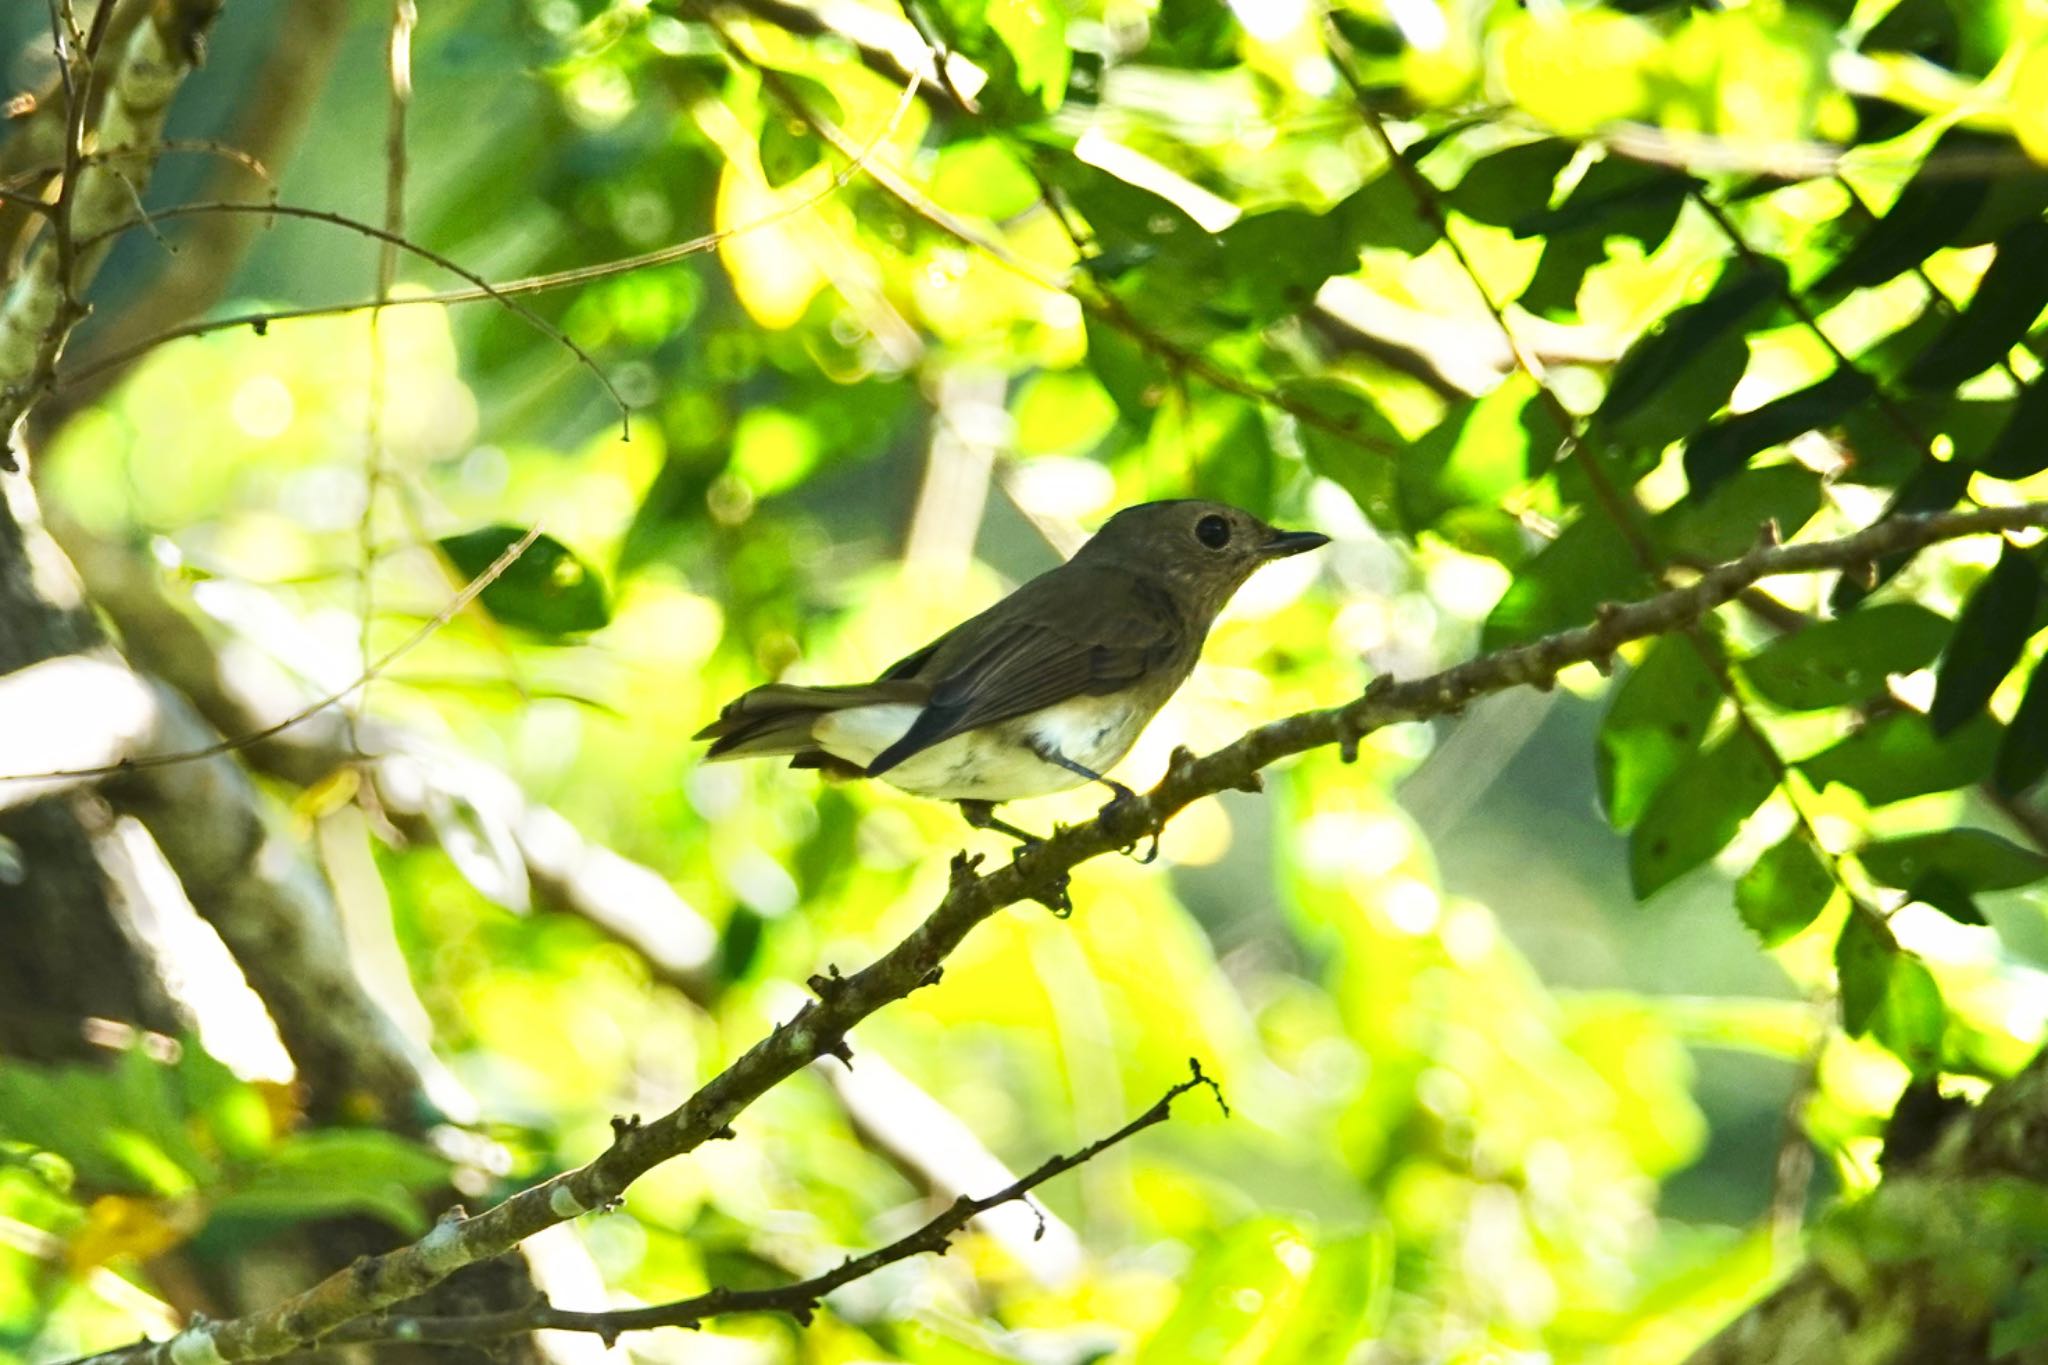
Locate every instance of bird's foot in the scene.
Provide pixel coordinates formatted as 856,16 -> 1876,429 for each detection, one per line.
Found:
961,801 -> 1073,915
1098,782 -> 1159,864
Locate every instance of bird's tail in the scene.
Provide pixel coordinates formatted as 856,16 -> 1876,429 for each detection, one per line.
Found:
694,681 -> 920,768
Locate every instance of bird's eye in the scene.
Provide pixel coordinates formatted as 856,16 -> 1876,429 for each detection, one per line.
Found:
1195,515 -> 1231,550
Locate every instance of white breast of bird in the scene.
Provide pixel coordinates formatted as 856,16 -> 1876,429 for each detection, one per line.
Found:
812,693 -> 1151,802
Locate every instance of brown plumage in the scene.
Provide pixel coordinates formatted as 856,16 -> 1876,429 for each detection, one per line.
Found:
695,500 -> 1329,809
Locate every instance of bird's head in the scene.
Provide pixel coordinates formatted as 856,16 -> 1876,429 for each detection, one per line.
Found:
1074,500 -> 1330,617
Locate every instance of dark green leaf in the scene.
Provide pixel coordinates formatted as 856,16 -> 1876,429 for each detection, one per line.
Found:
1597,262 -> 1784,445
757,117 -> 820,188
1482,513 -> 1652,650
1992,1266 -> 2048,1358
1740,604 -> 1951,710
1517,232 -> 1607,315
1902,219 -> 2048,389
1682,369 -> 1874,496
1211,209 -> 1358,324
1834,912 -> 1896,1035
1861,828 -> 2048,895
1511,156 -> 1695,248
1874,953 -> 1945,1075
1815,172 -> 1988,294
1444,140 -> 1574,228
1333,173 -> 1439,256
1800,710 -> 2001,804
1598,632 -> 1725,831
1145,0 -> 1242,67
1287,380 -> 1403,530
437,527 -> 611,637
1930,541 -> 2040,734
1658,464 -> 1823,562
1995,659 -> 2048,795
1629,726 -> 1777,900
1737,834 -> 1835,946
1084,315 -> 1164,427
1975,379 -> 2048,480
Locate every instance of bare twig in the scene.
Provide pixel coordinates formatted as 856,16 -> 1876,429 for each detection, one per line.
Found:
314,1061 -> 1223,1350
74,200 -> 630,425
0,526 -> 542,783
48,501 -> 2048,1365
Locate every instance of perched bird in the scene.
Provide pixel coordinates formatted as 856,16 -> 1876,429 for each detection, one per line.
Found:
695,500 -> 1329,845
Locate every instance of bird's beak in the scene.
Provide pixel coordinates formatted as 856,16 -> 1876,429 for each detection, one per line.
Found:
1260,528 -> 1332,559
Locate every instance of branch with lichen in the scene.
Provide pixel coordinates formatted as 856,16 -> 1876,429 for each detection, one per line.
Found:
303,1062 -> 1222,1352
0,0 -> 225,459
40,501 -> 2048,1365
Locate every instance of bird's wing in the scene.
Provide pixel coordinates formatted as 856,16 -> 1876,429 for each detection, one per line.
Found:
865,568 -> 1183,778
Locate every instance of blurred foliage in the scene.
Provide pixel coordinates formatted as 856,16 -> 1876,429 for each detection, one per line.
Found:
10,0 -> 2048,1359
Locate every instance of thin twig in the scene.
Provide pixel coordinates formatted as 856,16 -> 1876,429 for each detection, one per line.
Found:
0,527 -> 543,783
73,199 -> 631,427
317,1061 -> 1225,1349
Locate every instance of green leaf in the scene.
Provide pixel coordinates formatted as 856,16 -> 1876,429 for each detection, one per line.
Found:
988,0 -> 1070,110
1596,262 -> 1785,438
1333,172 -> 1439,256
437,527 -> 611,637
1444,140 -> 1574,228
1510,155 -> 1694,249
1736,834 -> 1836,946
1682,369 -> 1875,496
1815,164 -> 1989,294
1861,828 -> 2048,895
1739,603 -> 1951,710
757,117 -> 820,189
1598,633 -> 1725,831
1658,464 -> 1822,562
1800,710 -> 2001,805
1084,315 -> 1165,427
1211,208 -> 1358,324
1629,726 -> 1778,899
1874,953 -> 1946,1075
1975,378 -> 2048,480
1992,1266 -> 2048,1358
1399,373 -> 1560,527
1145,0 -> 1242,68
1995,659 -> 2048,795
1902,218 -> 2048,389
1834,912 -> 1896,1035
1287,380 -> 1402,530
928,138 -> 1042,218
1930,541 -> 2040,735
213,1131 -> 452,1236
1482,512 -> 1653,650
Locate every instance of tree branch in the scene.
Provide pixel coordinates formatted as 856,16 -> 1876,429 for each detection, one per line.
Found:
1685,1049 -> 2048,1363
29,0 -> 350,432
0,0 -> 224,460
50,500 -> 2048,1365
308,1061 -> 1221,1351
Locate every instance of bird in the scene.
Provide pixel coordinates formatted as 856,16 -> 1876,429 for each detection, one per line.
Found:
695,499 -> 1330,853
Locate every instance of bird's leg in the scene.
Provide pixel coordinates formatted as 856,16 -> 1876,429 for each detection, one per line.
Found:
959,799 -> 1045,846
958,800 -> 1072,915
1034,749 -> 1158,865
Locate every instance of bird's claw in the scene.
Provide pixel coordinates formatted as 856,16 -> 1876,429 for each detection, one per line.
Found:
1099,784 -> 1159,864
